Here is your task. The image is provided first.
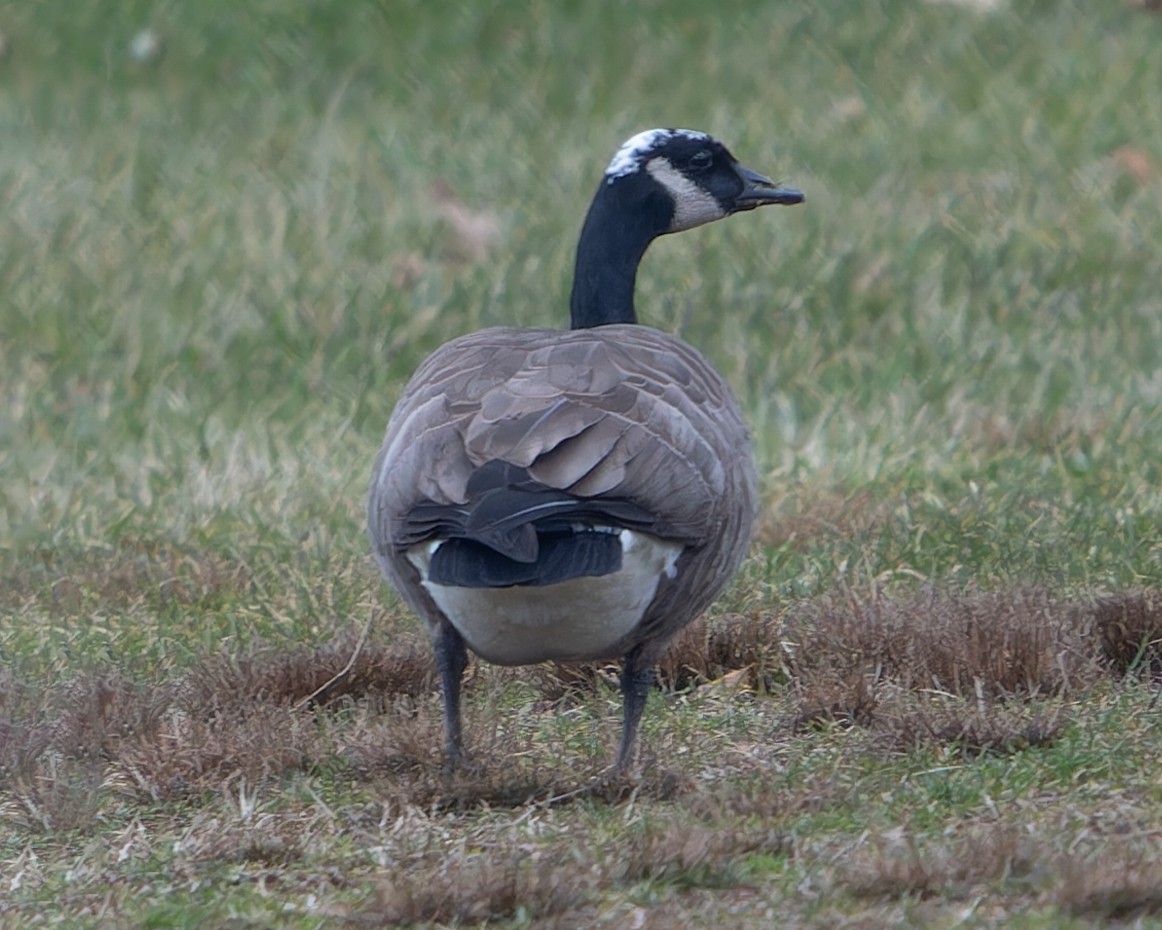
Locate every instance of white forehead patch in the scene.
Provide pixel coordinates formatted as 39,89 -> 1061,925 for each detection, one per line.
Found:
604,128 -> 711,182
646,158 -> 726,231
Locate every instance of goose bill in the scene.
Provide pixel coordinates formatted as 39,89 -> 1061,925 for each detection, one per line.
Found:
734,164 -> 805,207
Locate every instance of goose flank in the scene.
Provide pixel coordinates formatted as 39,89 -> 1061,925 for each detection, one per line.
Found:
368,128 -> 803,773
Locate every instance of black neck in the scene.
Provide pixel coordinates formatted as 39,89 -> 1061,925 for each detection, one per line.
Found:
568,180 -> 672,329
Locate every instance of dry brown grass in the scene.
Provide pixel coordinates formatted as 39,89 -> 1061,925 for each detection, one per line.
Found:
542,586 -> 1148,764
1090,588 -> 1162,678
1057,844 -> 1162,920
187,631 -> 435,713
361,851 -> 584,926
842,823 -> 1035,901
542,610 -> 785,698
3,586 -> 1160,838
3,587 -> 1162,927
872,699 -> 1065,756
9,585 -> 1162,832
660,611 -> 786,691
839,821 -> 1162,923
779,586 -> 1092,698
356,818 -> 786,927
0,632 -> 441,825
553,585 -> 1136,713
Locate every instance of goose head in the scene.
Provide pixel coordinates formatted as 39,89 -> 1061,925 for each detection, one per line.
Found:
570,128 -> 803,329
605,128 -> 803,231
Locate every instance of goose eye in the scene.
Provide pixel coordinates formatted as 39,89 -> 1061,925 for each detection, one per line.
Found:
689,150 -> 713,171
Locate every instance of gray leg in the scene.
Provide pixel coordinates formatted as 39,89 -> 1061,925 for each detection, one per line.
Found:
434,621 -> 469,772
616,643 -> 655,773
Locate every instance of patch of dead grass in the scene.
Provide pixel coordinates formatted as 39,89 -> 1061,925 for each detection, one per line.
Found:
0,634 -> 443,825
873,698 -> 1065,757
114,701 -> 331,803
541,612 -> 784,699
356,819 -> 786,927
1057,844 -> 1162,920
843,822 -> 1162,923
4,585 -> 1161,837
526,587 -> 1153,767
0,669 -> 174,829
1090,588 -> 1162,678
361,850 -> 584,926
659,612 -> 785,692
786,666 -> 879,731
542,586 -> 1125,714
780,586 -> 1091,699
841,823 -> 1035,903
688,774 -> 844,821
771,587 -> 1103,758
187,631 -> 434,714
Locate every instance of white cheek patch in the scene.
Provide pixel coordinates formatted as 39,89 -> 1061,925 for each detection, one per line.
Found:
646,158 -> 726,232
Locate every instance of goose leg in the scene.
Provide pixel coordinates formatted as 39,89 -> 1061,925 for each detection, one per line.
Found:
434,620 -> 469,772
616,642 -> 656,774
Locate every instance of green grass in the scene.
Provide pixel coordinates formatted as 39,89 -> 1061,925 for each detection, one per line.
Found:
4,0 -> 1162,926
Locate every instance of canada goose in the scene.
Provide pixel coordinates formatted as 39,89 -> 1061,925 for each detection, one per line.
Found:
369,128 -> 803,773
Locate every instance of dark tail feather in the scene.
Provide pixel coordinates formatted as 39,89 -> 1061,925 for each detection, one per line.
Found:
428,531 -> 623,588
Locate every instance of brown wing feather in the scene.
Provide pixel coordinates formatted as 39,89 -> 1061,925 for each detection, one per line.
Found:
368,324 -> 758,653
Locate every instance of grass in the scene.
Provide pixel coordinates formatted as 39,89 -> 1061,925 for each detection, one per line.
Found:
3,0 -> 1162,925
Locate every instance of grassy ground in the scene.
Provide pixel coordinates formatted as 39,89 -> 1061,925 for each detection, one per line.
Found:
3,0 -> 1162,925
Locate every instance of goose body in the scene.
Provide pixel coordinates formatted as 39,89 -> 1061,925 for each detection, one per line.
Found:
369,129 -> 802,772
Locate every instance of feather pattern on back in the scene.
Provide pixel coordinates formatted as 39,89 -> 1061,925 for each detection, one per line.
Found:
368,322 -> 758,656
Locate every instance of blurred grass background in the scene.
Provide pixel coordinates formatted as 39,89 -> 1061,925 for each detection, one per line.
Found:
2,0 -> 1161,656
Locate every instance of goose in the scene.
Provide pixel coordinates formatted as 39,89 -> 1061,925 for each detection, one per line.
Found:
368,128 -> 803,774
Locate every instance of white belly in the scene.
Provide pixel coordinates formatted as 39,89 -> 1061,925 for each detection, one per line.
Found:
406,530 -> 683,664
